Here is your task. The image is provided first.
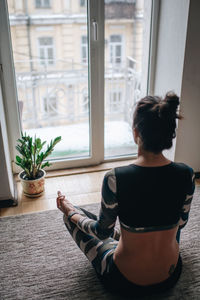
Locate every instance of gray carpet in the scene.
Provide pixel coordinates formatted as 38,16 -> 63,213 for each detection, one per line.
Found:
0,188 -> 200,300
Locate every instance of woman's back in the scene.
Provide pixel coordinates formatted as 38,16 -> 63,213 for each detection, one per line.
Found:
114,225 -> 179,285
113,161 -> 194,285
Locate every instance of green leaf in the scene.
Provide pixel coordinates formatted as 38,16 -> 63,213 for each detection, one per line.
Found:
54,136 -> 62,143
15,145 -> 26,157
41,141 -> 46,148
15,162 -> 23,168
16,156 -> 22,163
41,162 -> 51,169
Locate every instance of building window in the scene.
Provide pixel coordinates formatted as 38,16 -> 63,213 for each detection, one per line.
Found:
38,37 -> 54,65
109,35 -> 123,65
43,96 -> 57,116
35,0 -> 51,8
81,36 -> 88,64
109,91 -> 122,113
80,0 -> 87,7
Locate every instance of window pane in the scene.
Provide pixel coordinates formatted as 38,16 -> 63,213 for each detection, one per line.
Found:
8,0 -> 90,160
110,35 -> 121,43
40,48 -> 45,59
44,0 -> 50,7
35,0 -> 41,8
104,0 -> 148,158
116,45 -> 121,58
80,0 -> 86,7
47,48 -> 53,60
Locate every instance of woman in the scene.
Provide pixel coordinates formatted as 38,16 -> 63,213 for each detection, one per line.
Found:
56,92 -> 195,296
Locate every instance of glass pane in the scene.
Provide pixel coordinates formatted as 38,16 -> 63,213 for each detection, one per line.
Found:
116,45 -> 121,60
110,35 -> 121,43
47,48 -> 53,60
44,0 -> 50,8
104,0 -> 148,158
8,0 -> 90,160
35,0 -> 41,8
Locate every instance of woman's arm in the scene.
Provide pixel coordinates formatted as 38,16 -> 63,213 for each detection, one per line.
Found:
179,167 -> 195,229
70,169 -> 119,240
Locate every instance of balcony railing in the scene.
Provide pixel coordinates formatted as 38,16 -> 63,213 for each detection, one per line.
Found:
15,57 -> 141,129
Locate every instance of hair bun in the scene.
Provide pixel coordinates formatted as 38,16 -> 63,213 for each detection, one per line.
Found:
158,92 -> 179,119
165,92 -> 179,108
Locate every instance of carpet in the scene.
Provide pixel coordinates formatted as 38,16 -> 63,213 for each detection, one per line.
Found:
0,188 -> 200,300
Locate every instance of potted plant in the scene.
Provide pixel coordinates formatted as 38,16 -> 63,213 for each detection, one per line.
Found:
15,132 -> 61,197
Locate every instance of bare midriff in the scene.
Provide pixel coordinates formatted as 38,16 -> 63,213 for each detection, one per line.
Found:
113,225 -> 180,286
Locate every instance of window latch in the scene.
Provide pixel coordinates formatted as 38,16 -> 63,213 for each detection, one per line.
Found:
92,19 -> 98,41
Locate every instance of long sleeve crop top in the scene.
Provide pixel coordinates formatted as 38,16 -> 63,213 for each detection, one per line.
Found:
76,162 -> 195,239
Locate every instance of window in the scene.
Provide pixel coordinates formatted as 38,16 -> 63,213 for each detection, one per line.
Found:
35,0 -> 51,8
43,96 -> 57,116
38,37 -> 54,65
80,0 -> 86,7
109,35 -> 123,65
109,91 -> 122,113
2,0 -> 153,171
81,36 -> 88,64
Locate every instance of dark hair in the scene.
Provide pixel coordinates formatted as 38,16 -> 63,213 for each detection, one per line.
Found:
133,92 -> 182,153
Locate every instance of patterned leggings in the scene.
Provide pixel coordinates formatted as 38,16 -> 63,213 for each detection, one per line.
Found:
63,206 -> 182,295
63,206 -> 120,277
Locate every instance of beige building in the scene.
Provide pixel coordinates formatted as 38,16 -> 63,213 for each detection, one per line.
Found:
7,0 -> 144,129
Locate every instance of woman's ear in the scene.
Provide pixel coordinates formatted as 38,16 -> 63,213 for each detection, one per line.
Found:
133,127 -> 139,144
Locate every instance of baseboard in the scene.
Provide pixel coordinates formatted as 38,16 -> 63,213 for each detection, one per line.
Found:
0,180 -> 18,208
0,199 -> 17,208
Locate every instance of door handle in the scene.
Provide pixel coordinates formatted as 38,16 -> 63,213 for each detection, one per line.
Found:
92,19 -> 98,41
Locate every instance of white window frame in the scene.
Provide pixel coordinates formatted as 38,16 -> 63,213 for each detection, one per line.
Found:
0,0 -> 155,173
109,34 -> 123,66
38,37 -> 55,66
35,0 -> 51,9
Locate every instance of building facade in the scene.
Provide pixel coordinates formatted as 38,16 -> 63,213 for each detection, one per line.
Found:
7,0 -> 144,131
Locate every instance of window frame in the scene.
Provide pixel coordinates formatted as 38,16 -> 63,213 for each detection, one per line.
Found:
0,0 -> 156,173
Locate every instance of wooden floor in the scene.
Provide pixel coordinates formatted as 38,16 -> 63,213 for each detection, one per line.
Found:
0,160 -> 133,218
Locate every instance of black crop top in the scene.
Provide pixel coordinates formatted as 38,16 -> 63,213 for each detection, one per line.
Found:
76,162 -> 195,239
115,162 -> 195,232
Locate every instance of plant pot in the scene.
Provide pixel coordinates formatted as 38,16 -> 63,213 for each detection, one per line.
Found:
18,169 -> 46,198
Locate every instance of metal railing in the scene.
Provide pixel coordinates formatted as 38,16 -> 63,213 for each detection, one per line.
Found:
15,57 -> 141,129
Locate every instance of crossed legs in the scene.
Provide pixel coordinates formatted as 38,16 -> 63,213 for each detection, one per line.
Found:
63,206 -> 120,276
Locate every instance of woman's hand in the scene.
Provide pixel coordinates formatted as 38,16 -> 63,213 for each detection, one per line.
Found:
56,191 -> 78,216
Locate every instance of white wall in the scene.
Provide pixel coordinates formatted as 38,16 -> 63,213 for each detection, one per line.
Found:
0,85 -> 15,201
175,0 -> 200,171
153,0 -> 190,161
154,0 -> 190,96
